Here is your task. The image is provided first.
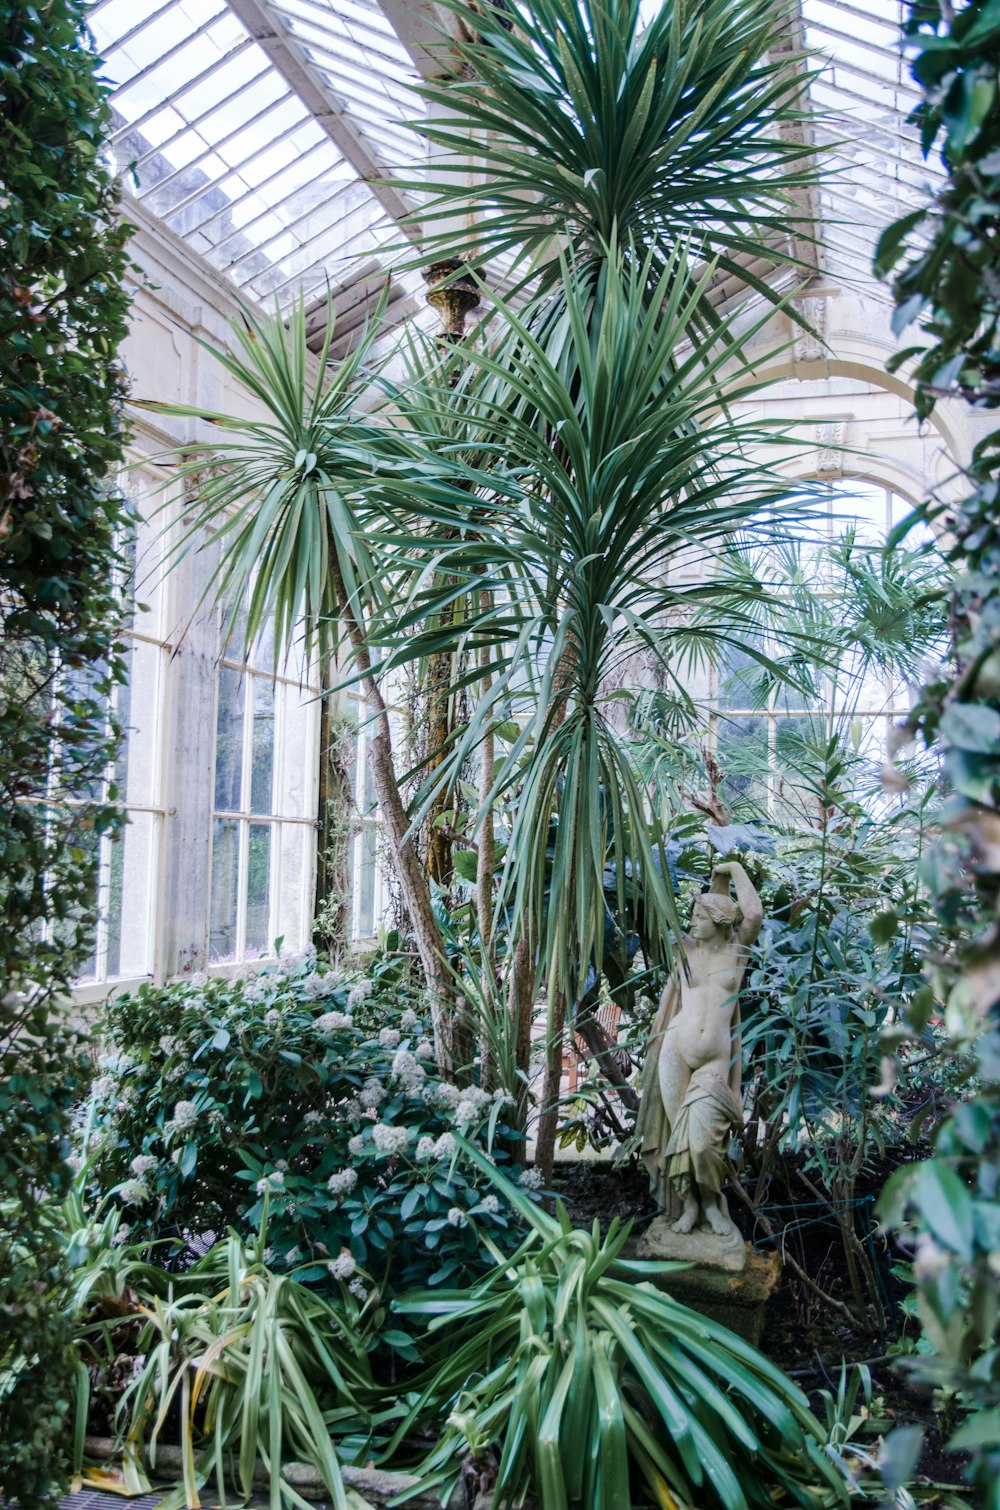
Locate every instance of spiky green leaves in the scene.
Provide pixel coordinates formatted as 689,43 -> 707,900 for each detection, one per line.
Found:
401,0 -> 819,311
392,1142 -> 848,1510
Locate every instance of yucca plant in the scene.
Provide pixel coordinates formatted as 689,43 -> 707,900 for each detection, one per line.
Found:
390,1142 -> 847,1510
135,295 -> 514,1076
403,0 -> 819,323
370,239 -> 818,1163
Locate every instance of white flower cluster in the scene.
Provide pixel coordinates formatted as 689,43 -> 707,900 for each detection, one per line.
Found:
241,976 -> 270,1004
348,1134 -> 366,1157
482,1194 -> 501,1215
492,1089 -> 516,1110
400,1008 -> 420,1031
371,1122 -> 408,1155
390,1047 -> 425,1093
120,1179 -> 150,1206
264,1008 -> 281,1026
415,1039 -> 435,1061
433,1081 -> 462,1111
130,1154 -> 158,1178
447,1206 -> 468,1228
187,971 -> 208,987
91,1075 -> 116,1101
166,1099 -> 199,1135
304,969 -> 344,1000
359,1078 -> 385,1111
518,1168 -> 544,1190
304,1110 -> 324,1126
315,1010 -> 353,1036
416,1131 -> 457,1163
327,1168 -> 358,1197
111,1224 -> 131,1247
454,1085 -> 493,1132
256,1170 -> 285,1195
349,1276 -> 369,1302
158,1035 -> 179,1056
347,979 -> 373,1010
340,1097 -> 362,1120
327,1250 -> 357,1281
379,1027 -> 401,1048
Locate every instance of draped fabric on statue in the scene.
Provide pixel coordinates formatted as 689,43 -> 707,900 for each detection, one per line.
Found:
637,976 -> 742,1221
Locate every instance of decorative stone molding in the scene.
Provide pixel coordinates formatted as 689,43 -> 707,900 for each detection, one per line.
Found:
814,418 -> 847,474
795,293 -> 828,364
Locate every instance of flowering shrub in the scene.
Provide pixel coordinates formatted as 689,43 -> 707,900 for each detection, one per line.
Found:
83,958 -> 525,1297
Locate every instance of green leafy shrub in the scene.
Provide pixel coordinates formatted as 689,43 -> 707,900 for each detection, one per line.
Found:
392,1146 -> 848,1510
0,0 -> 132,1502
85,960 -> 525,1298
875,1 -> 1000,1499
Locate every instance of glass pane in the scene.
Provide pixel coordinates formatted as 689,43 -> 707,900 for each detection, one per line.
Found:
117,638 -> 162,807
61,661 -> 110,802
215,666 -> 245,811
246,822 -> 272,957
64,825 -> 102,981
210,817 -> 240,963
345,829 -> 356,933
106,811 -> 158,979
716,715 -> 771,816
831,481 -> 888,546
717,637 -> 766,713
250,677 -> 275,814
275,823 -> 308,955
356,825 -> 377,938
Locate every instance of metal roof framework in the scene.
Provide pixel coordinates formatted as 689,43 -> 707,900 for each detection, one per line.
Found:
87,0 -> 942,342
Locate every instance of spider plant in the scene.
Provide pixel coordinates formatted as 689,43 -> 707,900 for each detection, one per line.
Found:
73,1224 -> 376,1510
390,1141 -> 848,1510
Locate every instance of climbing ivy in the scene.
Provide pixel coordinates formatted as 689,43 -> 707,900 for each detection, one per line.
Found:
0,1 -> 132,1502
877,3 -> 1000,1504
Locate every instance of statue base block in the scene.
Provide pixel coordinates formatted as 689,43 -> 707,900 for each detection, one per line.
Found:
631,1225 -> 781,1347
636,1216 -> 747,1272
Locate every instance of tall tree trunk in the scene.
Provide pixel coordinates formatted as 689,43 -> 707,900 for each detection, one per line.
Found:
476,617 -> 498,1089
508,930 -> 536,1132
328,551 -> 458,1075
523,640 -> 577,1174
535,989 -> 566,1190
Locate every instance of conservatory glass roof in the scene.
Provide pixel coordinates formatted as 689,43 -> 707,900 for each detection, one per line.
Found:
87,0 -> 943,325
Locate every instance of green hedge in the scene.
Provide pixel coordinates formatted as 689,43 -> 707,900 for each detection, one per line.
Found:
0,1 -> 132,1502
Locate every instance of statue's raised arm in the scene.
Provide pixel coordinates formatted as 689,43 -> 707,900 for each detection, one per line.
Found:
709,860 -> 763,947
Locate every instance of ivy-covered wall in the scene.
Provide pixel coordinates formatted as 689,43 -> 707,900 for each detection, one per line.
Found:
878,2 -> 1000,1503
0,1 -> 132,1500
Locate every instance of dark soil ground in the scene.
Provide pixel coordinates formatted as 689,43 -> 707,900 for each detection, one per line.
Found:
552,1159 -> 970,1497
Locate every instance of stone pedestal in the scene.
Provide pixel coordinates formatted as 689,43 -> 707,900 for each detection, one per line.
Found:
631,1221 -> 781,1346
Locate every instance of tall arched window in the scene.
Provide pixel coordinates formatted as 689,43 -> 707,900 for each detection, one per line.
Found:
711,478 -> 945,815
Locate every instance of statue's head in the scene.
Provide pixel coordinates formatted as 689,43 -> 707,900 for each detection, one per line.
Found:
690,891 -> 742,939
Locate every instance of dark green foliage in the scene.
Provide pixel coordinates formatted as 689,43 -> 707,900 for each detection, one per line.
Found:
876,0 -> 1000,415
877,3 -> 1000,1503
0,1 -> 132,1500
84,961 -> 525,1301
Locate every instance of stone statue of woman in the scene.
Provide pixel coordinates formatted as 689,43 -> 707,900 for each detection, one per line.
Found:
637,861 -> 763,1251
